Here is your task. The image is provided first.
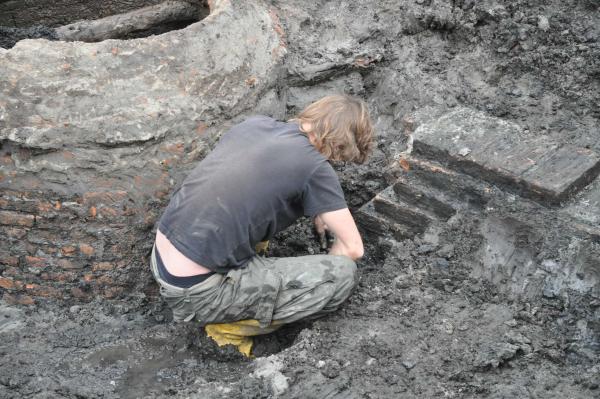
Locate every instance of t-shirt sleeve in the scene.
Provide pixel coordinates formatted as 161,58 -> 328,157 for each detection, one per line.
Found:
303,162 -> 347,217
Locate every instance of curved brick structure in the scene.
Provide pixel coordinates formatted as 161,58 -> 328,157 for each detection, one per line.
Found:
0,0 -> 286,303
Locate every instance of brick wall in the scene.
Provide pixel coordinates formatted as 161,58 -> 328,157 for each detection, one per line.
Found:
0,183 -> 166,304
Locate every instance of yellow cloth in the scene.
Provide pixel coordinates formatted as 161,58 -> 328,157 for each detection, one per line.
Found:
205,319 -> 280,357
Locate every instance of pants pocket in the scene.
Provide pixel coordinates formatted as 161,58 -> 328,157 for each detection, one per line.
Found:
216,264 -> 282,328
252,268 -> 282,328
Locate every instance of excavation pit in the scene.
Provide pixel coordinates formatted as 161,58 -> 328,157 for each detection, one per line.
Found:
1,0 -> 599,397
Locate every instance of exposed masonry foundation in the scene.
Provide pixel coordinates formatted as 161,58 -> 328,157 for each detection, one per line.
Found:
0,187 -> 162,303
356,108 -> 600,300
0,0 -> 286,304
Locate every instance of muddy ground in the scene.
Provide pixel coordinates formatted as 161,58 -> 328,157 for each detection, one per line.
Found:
1,0 -> 600,398
1,215 -> 598,398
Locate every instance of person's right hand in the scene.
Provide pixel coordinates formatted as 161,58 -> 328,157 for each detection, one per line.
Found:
317,209 -> 364,260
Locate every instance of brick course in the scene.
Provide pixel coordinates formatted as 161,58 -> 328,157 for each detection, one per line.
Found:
0,188 -> 160,303
0,210 -> 35,227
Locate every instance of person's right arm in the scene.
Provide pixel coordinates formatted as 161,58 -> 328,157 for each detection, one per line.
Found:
317,208 -> 364,260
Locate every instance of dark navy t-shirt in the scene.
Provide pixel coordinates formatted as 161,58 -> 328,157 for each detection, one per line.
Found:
158,116 -> 347,273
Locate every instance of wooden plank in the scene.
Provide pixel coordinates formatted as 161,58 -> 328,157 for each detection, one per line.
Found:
413,108 -> 600,205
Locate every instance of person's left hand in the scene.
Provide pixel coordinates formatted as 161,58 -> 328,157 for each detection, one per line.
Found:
314,215 -> 330,250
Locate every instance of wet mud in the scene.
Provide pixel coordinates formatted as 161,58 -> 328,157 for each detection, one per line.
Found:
1,0 -> 599,398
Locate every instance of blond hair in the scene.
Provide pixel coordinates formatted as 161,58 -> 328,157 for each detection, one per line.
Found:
292,95 -> 373,164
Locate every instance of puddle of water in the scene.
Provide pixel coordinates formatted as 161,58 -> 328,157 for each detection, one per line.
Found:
85,337 -> 193,398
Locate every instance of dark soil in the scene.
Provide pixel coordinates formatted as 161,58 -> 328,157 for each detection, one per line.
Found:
0,26 -> 57,49
1,0 -> 599,398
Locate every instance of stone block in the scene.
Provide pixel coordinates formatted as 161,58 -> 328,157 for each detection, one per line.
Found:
413,108 -> 600,205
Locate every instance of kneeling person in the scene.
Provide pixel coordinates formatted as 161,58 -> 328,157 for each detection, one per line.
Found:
151,95 -> 374,356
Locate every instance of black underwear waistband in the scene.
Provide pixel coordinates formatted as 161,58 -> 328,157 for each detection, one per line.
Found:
155,246 -> 215,288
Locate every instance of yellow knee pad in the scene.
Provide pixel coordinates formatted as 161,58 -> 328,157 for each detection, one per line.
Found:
204,319 -> 281,357
255,240 -> 269,256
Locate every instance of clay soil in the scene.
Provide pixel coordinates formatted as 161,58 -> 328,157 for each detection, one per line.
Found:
1,0 -> 599,398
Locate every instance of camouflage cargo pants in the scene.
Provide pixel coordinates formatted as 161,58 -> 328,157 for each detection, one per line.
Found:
150,246 -> 357,328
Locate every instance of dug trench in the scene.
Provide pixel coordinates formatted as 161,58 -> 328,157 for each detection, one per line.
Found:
0,164 -> 598,398
1,0 -> 600,398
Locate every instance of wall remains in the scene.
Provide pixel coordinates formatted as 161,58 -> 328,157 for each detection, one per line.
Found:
0,0 -> 286,304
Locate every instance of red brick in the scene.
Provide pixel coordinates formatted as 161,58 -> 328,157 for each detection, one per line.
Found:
61,151 -> 75,160
56,259 -> 82,269
3,293 -> 34,305
36,202 -> 54,213
79,243 -> 95,256
0,255 -> 19,267
0,277 -> 23,290
103,287 -> 123,299
92,262 -> 114,271
24,256 -> 47,268
71,287 -> 90,299
61,246 -> 76,256
96,275 -> 113,286
0,210 -> 34,227
123,206 -> 138,216
98,206 -> 120,218
195,122 -> 207,135
2,267 -> 20,277
82,191 -> 128,205
41,271 -> 76,282
5,227 -> 27,239
57,272 -> 76,282
162,142 -> 185,155
26,284 -> 62,298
